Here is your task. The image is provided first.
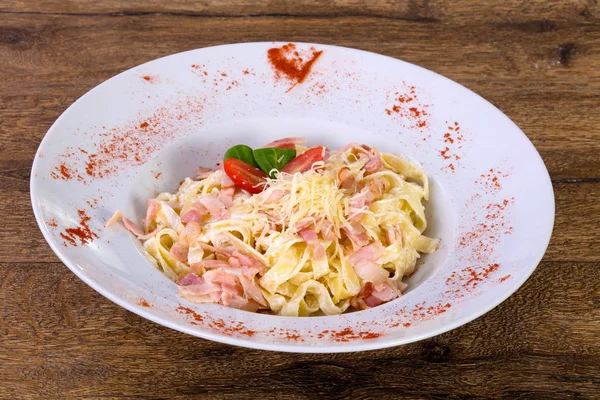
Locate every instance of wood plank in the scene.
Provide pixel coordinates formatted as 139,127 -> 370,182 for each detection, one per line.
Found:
0,0 -> 598,26
0,261 -> 597,399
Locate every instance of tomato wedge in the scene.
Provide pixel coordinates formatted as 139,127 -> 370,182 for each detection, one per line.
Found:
281,146 -> 326,174
223,158 -> 268,194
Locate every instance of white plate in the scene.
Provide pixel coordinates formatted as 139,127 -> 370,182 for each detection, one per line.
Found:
31,42 -> 554,352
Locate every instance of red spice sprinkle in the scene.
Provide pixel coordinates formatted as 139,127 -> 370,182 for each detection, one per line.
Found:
60,209 -> 98,246
443,133 -> 454,144
141,75 -> 159,84
319,328 -> 383,342
213,320 -> 256,337
177,306 -> 204,322
285,332 -> 303,341
385,84 -> 430,134
440,147 -> 451,159
47,218 -> 58,228
499,274 -> 511,282
267,43 -> 323,89
59,164 -> 71,179
439,122 -> 464,171
476,168 -> 510,193
138,299 -> 151,308
51,163 -> 73,180
154,171 -> 162,179
51,96 -> 204,183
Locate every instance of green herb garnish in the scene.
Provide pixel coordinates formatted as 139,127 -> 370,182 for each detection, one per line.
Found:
253,147 -> 297,178
223,144 -> 258,167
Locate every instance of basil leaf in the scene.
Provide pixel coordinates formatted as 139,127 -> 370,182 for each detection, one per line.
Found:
223,144 -> 257,167
253,147 -> 296,178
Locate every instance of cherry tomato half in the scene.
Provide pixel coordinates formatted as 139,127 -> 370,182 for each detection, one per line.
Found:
281,146 -> 326,174
223,158 -> 268,194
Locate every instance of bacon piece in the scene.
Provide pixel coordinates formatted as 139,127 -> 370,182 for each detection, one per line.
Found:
107,210 -> 164,240
196,166 -> 214,179
338,167 -> 355,189
347,242 -> 385,266
353,260 -> 389,284
263,188 -> 287,203
295,217 -> 315,232
105,210 -> 124,227
217,187 -> 235,208
239,275 -> 267,306
197,260 -> 232,270
144,199 -> 159,233
215,210 -> 231,220
198,242 -> 232,258
363,156 -> 382,174
181,202 -> 209,224
221,292 -> 260,312
370,282 -> 398,303
263,137 -> 307,149
299,228 -> 326,261
181,209 -> 204,224
178,273 -> 203,286
341,223 -> 369,251
232,251 -> 267,275
350,282 -> 374,310
320,219 -> 337,241
170,241 -> 189,262
350,281 -> 399,310
221,172 -> 235,188
368,177 -> 386,199
122,216 -> 145,237
179,280 -> 222,302
203,268 -> 239,287
198,196 -> 225,215
385,225 -> 403,246
299,228 -> 318,243
228,256 -> 241,267
180,221 -> 201,245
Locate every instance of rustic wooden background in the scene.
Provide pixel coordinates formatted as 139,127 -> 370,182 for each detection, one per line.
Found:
1,1 -> 599,398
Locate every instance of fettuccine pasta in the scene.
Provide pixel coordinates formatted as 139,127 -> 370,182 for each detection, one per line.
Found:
108,139 -> 438,316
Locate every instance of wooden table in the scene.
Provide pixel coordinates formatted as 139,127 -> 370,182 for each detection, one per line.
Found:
1,1 -> 599,398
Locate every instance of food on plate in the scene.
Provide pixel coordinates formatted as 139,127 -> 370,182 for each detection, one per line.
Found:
108,138 -> 438,316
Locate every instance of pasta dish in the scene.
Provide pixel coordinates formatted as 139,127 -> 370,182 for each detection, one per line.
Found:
108,138 -> 438,316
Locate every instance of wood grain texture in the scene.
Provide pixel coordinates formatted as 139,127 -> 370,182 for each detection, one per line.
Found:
0,0 -> 599,398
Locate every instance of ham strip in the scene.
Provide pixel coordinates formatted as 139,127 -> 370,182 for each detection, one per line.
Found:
347,242 -> 385,266
198,196 -> 225,215
181,209 -> 204,224
263,137 -> 307,149
106,210 -> 162,240
217,187 -> 235,208
144,199 -> 159,233
338,167 -> 355,189
353,260 -> 389,284
363,156 -> 382,174
299,228 -> 326,261
342,223 -> 369,251
178,273 -> 203,286
170,241 -> 189,263
196,167 -> 214,179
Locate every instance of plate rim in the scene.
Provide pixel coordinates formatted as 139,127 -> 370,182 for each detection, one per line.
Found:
30,41 -> 555,353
